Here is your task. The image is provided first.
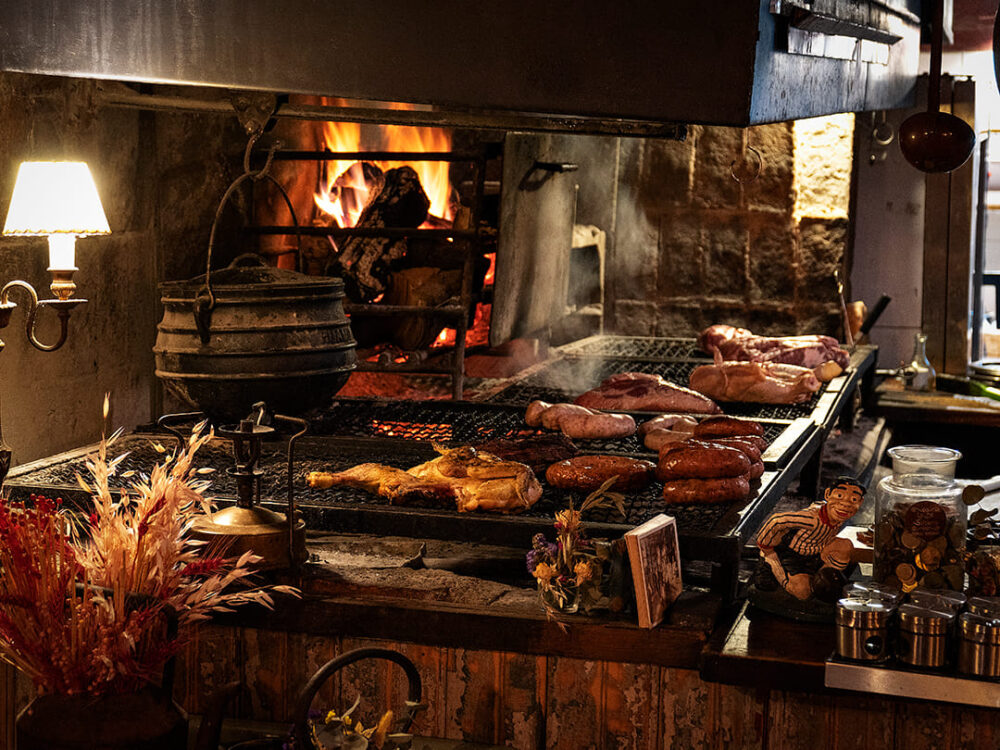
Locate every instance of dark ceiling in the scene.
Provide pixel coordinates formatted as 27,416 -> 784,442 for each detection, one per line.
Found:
952,0 -> 997,50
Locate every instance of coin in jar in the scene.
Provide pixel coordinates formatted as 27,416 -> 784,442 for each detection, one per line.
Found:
896,563 -> 917,583
901,531 -> 923,550
943,564 -> 964,590
949,522 -> 966,548
921,571 -> 946,589
917,546 -> 942,571
928,535 -> 948,554
905,501 -> 948,541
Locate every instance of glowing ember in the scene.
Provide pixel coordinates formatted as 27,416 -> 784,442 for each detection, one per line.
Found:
314,106 -> 454,229
430,303 -> 492,350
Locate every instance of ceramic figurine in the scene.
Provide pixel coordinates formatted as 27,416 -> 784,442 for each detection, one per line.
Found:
749,476 -> 865,621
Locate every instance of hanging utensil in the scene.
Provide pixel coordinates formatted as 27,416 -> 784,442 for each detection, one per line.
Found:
835,269 -> 855,349
898,0 -> 976,173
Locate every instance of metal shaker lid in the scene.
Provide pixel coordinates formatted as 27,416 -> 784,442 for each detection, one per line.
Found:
959,613 -> 991,643
910,588 -> 966,613
899,603 -> 954,634
836,598 -> 893,628
966,596 -> 1000,618
842,581 -> 904,606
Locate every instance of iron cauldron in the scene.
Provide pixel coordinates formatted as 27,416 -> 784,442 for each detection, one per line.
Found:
154,254 -> 357,422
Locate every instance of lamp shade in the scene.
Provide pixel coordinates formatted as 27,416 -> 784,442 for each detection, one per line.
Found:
3,161 -> 110,236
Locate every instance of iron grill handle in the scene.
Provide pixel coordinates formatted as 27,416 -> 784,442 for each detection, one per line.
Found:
533,161 -> 579,173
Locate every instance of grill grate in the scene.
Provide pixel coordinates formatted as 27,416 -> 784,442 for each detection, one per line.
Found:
13,435 -> 763,537
484,357 -> 824,420
294,398 -> 793,459
558,336 -> 709,360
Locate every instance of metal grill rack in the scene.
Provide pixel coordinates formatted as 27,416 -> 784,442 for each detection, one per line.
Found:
484,357 -> 826,421
4,434 -> 790,589
557,335 -> 710,360
298,397 -> 809,467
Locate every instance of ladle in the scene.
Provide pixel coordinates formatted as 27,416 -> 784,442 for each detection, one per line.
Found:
898,0 -> 976,173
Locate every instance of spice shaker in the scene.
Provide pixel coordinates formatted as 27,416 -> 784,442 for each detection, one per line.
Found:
842,581 -> 904,607
874,473 -> 966,592
910,587 -> 966,613
835,598 -> 894,662
897,604 -> 954,668
967,596 -> 1000,618
957,613 -> 1000,678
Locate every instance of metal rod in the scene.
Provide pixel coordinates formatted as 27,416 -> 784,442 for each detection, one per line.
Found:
248,225 -> 478,239
268,150 -> 482,162
973,136 -> 989,361
344,304 -> 466,317
95,85 -> 687,139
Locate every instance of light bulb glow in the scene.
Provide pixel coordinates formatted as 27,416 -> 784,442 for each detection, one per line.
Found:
47,234 -> 77,271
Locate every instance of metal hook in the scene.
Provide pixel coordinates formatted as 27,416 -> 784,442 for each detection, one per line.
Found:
730,146 -> 763,184
872,111 -> 894,147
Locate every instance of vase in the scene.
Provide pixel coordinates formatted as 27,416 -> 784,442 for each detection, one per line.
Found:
16,687 -> 188,750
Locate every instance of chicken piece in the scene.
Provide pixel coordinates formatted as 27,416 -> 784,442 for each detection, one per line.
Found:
306,446 -> 543,514
574,373 -> 721,414
688,351 -> 820,404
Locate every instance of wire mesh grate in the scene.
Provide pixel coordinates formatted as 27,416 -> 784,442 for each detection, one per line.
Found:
558,336 -> 710,360
15,434 -> 759,538
484,358 -> 824,420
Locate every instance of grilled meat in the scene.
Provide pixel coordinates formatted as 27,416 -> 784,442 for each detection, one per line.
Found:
574,373 -> 721,414
306,445 -> 542,513
688,351 -> 820,404
473,434 -> 578,474
525,400 -> 636,439
698,324 -> 849,370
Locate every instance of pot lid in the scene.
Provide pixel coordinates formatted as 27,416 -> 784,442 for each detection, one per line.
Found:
161,255 -> 344,295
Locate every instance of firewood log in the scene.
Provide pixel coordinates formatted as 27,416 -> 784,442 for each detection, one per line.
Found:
333,165 -> 429,301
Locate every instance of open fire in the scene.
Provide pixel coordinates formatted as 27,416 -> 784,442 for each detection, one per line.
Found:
303,105 -> 492,354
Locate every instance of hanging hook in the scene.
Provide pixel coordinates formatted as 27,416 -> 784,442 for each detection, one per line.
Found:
872,111 -> 894,147
731,145 -> 762,184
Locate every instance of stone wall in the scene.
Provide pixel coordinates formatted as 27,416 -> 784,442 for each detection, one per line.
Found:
0,72 -> 243,463
606,121 -> 851,339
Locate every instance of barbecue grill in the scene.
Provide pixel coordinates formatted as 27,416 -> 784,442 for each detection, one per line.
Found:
5,340 -> 876,598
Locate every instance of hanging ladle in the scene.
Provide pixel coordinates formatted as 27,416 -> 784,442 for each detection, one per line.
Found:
898,0 -> 976,173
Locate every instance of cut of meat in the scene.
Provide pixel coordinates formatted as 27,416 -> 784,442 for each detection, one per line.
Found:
699,324 -> 849,370
546,455 -> 656,492
689,352 -> 821,404
473,434 -> 579,475
574,373 -> 721,414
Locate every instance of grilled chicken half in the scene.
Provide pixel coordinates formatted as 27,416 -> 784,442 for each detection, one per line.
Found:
307,445 -> 543,513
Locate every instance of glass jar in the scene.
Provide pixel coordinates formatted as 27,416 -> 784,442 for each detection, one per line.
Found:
904,332 -> 936,391
874,473 -> 966,591
887,445 -> 961,478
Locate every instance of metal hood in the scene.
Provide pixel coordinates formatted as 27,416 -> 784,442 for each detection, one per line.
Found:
0,0 -> 922,130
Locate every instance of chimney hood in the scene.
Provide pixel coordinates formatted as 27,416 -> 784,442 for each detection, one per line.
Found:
0,0 -> 922,132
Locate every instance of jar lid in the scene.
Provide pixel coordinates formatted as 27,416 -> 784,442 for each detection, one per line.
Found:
910,588 -> 967,613
967,596 -> 1000,618
899,603 -> 954,634
842,581 -> 904,606
888,445 -> 963,467
836,598 -> 894,628
959,612 -> 992,643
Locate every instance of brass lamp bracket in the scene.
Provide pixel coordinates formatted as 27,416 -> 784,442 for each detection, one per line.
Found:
0,280 -> 86,352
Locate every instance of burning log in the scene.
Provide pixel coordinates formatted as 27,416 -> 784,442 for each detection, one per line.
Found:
333,165 -> 430,301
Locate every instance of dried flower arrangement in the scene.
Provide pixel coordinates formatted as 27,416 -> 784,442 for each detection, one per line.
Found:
526,477 -> 626,616
0,396 -> 297,696
294,698 -> 413,750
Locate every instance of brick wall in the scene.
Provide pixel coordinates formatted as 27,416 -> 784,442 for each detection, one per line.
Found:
606,123 -> 849,339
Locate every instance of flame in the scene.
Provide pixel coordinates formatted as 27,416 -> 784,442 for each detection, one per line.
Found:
484,253 -> 496,286
314,106 -> 453,228
430,303 -> 492,350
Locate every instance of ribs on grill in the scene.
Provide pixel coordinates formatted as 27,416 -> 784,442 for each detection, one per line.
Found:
307,445 -> 543,513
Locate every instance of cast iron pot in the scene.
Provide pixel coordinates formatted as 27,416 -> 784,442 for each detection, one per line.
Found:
154,254 -> 357,422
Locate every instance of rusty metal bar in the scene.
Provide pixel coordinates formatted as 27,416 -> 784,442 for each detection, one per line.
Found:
344,304 -> 466,318
249,226 -> 479,240
269,150 -> 483,162
95,85 -> 688,139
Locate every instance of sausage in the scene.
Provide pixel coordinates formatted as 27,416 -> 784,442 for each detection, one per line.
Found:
639,414 -> 698,436
643,429 -> 693,452
707,436 -> 762,463
693,415 -> 764,439
746,461 -> 765,480
525,401 -> 636,439
546,455 -> 656,492
656,440 -> 751,480
661,476 -> 751,504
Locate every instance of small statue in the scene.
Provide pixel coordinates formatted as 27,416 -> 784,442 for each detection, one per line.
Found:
750,476 -> 865,620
